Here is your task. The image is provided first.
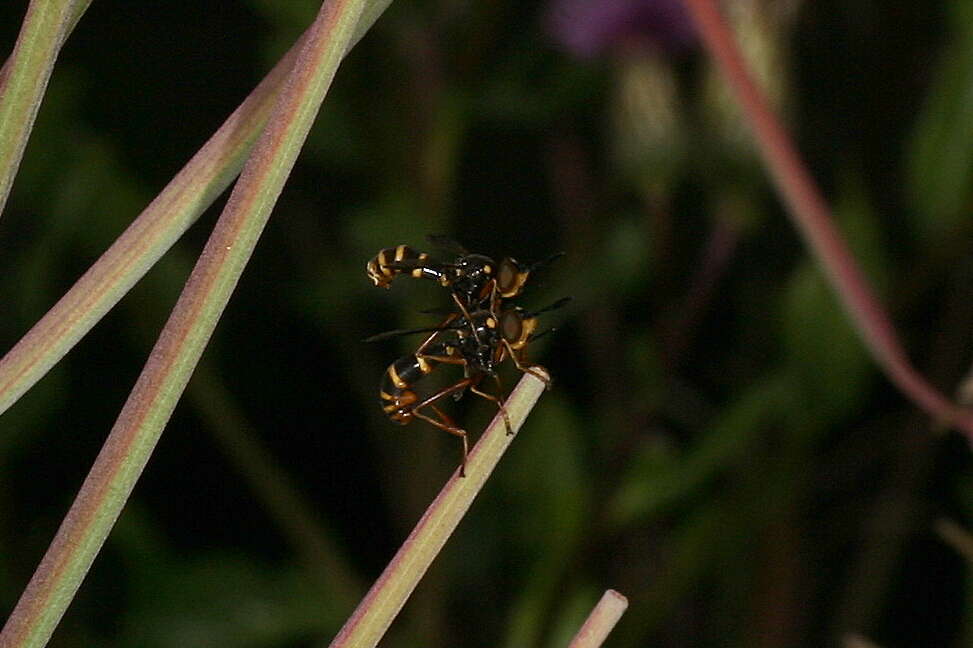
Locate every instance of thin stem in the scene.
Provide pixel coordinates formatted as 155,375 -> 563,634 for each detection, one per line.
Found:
0,1 -> 392,418
329,371 -> 549,648
0,1 -> 369,645
0,0 -> 91,218
567,590 -> 629,648
0,29 -> 298,417
681,0 -> 973,436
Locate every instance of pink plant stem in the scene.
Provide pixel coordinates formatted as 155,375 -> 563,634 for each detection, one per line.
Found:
682,0 -> 973,435
0,1 -> 364,644
328,371 -> 549,648
0,58 -> 9,94
567,590 -> 629,648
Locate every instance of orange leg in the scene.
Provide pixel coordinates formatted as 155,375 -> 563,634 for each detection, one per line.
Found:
501,339 -> 552,389
469,376 -> 513,435
451,292 -> 475,323
415,312 -> 459,356
409,378 -> 473,476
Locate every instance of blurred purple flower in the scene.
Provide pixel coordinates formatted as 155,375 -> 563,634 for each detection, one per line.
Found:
545,0 -> 697,59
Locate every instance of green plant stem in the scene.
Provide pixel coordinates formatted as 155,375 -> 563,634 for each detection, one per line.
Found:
0,1 -> 370,645
682,0 -> 973,436
329,371 -> 549,648
125,246 -> 363,606
0,42 -> 295,417
0,2 -> 391,418
0,0 -> 91,218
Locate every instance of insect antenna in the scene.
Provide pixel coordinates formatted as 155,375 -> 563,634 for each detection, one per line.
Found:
523,296 -> 572,318
526,327 -> 557,343
417,306 -> 455,316
528,251 -> 566,273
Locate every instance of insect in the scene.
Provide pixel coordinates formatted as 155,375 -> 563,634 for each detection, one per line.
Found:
366,237 -> 568,475
365,244 -> 443,288
370,312 -> 503,477
366,236 -> 562,314
367,297 -> 570,476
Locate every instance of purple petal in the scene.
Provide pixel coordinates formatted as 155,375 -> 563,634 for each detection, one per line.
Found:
545,0 -> 697,59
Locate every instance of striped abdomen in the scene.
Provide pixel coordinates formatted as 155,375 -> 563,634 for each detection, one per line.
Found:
379,353 -> 441,423
366,245 -> 436,289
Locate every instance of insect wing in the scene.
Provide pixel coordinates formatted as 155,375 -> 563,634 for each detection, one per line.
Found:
426,234 -> 469,256
363,321 -> 464,343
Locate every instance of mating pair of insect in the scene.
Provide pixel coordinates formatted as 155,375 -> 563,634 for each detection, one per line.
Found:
365,236 -> 568,476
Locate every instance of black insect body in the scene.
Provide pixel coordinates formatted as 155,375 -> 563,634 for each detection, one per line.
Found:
366,238 -> 567,476
374,311 -> 509,477
365,236 -> 558,314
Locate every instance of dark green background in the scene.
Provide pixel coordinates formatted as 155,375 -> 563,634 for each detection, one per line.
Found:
2,1 -> 972,646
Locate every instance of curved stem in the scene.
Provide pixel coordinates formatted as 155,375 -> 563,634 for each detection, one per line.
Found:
682,0 -> 973,435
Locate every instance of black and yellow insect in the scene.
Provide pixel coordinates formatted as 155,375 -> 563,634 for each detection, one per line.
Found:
366,236 -> 567,475
365,244 -> 440,288
367,298 -> 569,476
365,235 -> 558,314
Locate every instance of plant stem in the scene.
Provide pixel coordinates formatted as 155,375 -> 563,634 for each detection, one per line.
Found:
0,0 -> 91,218
329,371 -> 549,648
0,29 -> 297,417
0,2 -> 391,418
682,0 -> 973,435
0,1 -> 369,645
567,590 -> 629,648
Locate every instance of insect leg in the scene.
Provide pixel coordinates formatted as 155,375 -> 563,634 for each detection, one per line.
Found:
450,293 -> 476,329
413,312 -> 460,356
469,378 -> 513,435
409,378 -> 474,476
501,339 -> 552,389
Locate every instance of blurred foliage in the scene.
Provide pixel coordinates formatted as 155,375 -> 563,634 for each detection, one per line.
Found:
908,0 -> 973,245
2,1 -> 973,647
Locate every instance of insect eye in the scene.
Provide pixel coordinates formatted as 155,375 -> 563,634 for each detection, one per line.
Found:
498,258 -> 529,298
501,311 -> 522,342
497,259 -> 516,291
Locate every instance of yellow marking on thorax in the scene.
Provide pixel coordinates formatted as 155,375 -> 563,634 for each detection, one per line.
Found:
416,356 -> 434,374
